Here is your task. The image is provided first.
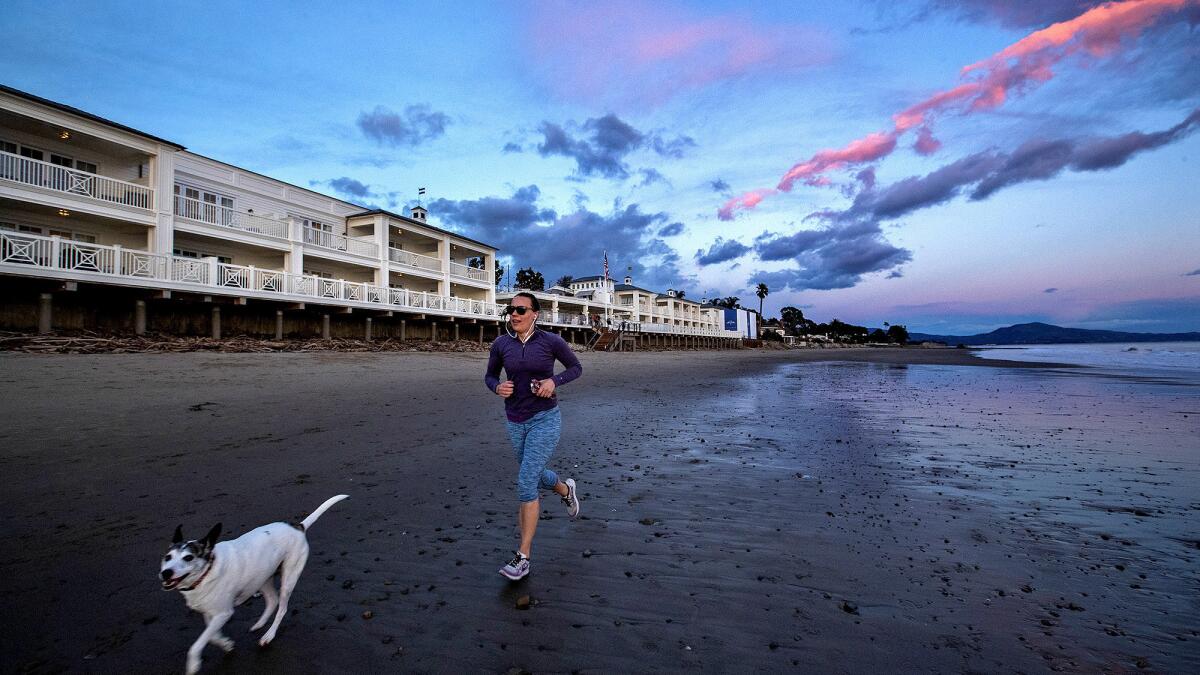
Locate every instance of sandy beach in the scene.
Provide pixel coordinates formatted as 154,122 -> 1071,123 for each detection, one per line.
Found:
1,348 -> 1197,673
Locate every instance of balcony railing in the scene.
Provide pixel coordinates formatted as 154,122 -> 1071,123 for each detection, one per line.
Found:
302,227 -> 379,258
389,247 -> 442,272
449,260 -> 489,282
1,150 -> 154,210
0,229 -> 510,321
174,195 -> 289,239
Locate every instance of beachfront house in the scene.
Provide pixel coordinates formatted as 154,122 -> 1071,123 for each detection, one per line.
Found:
0,84 -> 502,339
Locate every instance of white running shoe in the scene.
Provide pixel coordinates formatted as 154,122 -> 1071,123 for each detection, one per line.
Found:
562,478 -> 581,519
499,551 -> 530,581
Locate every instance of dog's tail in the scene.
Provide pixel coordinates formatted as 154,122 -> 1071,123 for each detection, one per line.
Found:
300,494 -> 349,531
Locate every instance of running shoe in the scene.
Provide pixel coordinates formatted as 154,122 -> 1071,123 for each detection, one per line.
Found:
499,551 -> 530,580
562,478 -> 581,519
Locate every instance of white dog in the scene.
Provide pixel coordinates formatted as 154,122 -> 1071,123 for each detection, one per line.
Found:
160,494 -> 348,674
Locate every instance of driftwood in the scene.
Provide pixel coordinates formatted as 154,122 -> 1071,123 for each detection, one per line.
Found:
0,331 -> 490,355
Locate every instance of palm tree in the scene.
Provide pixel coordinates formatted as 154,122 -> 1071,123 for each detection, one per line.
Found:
756,282 -> 769,315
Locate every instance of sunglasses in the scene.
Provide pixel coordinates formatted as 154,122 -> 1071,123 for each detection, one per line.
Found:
505,306 -> 535,316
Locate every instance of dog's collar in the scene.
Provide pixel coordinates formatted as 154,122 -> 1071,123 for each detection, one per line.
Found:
180,555 -> 215,592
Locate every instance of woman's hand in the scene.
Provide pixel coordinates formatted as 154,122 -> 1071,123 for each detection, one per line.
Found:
496,380 -> 515,398
535,378 -> 556,398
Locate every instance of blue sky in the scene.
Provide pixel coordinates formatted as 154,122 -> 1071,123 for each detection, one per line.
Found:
4,0 -> 1198,334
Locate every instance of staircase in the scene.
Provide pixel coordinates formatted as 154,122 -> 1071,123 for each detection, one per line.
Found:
591,328 -> 620,351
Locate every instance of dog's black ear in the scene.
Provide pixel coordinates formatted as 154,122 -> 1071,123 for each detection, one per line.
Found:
172,524 -> 184,544
203,522 -> 222,550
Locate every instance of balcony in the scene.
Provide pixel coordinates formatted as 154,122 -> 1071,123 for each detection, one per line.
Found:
449,260 -> 489,283
1,150 -> 154,210
303,227 -> 379,258
389,247 -> 442,273
174,195 -> 289,239
0,229 -> 505,320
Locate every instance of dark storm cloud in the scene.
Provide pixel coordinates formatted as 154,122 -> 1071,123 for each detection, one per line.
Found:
1044,287 -> 1059,294
534,113 -> 694,181
429,187 -> 694,291
695,238 -> 751,266
709,178 -> 730,193
357,104 -> 450,147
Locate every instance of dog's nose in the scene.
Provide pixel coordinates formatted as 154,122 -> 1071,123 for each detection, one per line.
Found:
161,569 -> 173,581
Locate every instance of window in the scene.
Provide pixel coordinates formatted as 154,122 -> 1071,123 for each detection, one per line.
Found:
77,160 -> 97,174
50,154 -> 73,168
0,140 -> 16,154
19,146 -> 44,161
175,183 -> 234,224
304,269 -> 334,279
173,248 -> 231,264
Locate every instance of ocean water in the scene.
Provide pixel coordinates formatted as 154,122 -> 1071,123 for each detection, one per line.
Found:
976,341 -> 1200,383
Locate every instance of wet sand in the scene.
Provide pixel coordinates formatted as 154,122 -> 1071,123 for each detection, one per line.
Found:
0,348 -> 1196,673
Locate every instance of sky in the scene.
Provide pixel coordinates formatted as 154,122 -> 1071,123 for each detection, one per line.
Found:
4,0 -> 1198,334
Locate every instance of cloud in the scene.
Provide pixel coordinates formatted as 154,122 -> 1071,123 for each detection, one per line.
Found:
1185,268 -> 1200,276
752,221 -> 912,291
720,0 -> 1195,219
357,104 -> 450,147
972,108 -> 1200,198
1044,287 -> 1059,293
637,168 -> 667,187
926,0 -> 1106,28
709,178 -> 730,193
828,109 -> 1200,222
657,222 -> 685,237
525,0 -> 832,106
502,142 -> 523,153
429,187 -> 694,291
326,177 -> 373,199
535,113 -> 693,180
695,238 -> 751,266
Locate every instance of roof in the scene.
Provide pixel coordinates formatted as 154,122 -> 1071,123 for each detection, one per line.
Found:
346,208 -> 497,251
1,84 -> 185,150
570,275 -> 608,283
613,283 -> 657,295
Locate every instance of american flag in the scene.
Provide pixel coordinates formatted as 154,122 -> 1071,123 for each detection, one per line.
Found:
418,187 -> 426,196
603,250 -> 609,281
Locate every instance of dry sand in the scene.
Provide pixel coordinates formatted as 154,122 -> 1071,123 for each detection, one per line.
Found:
0,348 -> 1196,673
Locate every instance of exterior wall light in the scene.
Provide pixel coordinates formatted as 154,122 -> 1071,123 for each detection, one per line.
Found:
60,131 -> 71,140
58,209 -> 70,217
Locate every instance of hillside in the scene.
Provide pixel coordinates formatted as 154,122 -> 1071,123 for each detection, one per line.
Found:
908,322 -> 1200,345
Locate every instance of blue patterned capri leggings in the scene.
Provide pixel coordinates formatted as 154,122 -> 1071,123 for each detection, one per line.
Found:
505,407 -> 561,503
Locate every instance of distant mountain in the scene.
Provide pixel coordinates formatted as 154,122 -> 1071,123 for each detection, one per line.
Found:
908,322 -> 1200,346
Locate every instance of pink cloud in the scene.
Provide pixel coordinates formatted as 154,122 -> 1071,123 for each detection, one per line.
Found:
913,127 -> 943,155
718,188 -> 776,221
777,131 -> 898,192
525,1 -> 833,106
721,0 -> 1195,219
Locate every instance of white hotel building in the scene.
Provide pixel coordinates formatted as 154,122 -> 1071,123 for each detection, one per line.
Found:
0,85 -> 738,344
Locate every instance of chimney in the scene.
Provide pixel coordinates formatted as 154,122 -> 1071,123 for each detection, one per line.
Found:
410,205 -> 427,222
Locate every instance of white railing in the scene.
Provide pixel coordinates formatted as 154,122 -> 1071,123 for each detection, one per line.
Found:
174,195 -> 289,239
0,230 -> 735,335
1,150 -> 154,209
303,227 -> 379,257
389,247 -> 442,273
0,229 -> 516,321
449,261 -> 489,282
